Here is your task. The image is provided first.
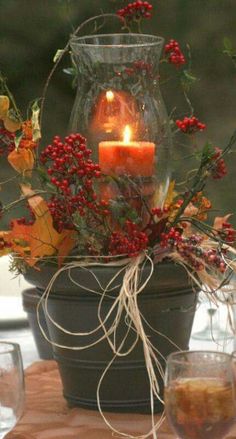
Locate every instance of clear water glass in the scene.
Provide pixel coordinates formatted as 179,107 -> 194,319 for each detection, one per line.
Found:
164,350 -> 236,439
0,342 -> 24,438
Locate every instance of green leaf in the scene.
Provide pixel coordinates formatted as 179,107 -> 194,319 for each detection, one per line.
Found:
223,37 -> 233,52
109,198 -> 140,226
14,130 -> 23,151
31,100 -> 41,142
63,67 -> 76,76
200,141 -> 214,166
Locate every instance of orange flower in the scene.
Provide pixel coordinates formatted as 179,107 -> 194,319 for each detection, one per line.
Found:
8,148 -> 34,174
17,120 -> 37,150
22,120 -> 33,139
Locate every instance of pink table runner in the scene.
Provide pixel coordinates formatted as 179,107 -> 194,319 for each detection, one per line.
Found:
6,361 -> 236,439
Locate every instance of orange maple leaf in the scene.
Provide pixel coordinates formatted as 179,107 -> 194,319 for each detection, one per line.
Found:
7,188 -> 75,266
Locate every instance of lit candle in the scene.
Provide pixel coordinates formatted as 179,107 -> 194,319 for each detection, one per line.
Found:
99,125 -> 155,177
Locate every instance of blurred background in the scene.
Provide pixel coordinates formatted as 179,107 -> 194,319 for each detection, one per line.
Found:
0,0 -> 236,226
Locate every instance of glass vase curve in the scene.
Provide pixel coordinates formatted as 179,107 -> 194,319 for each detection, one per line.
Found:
69,33 -> 172,211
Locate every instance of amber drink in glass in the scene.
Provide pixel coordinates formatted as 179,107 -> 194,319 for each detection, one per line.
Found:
164,351 -> 236,439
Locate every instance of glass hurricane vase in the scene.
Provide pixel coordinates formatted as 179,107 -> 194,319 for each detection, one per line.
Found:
69,33 -> 172,226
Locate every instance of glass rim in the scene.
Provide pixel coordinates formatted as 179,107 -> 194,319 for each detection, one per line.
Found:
167,350 -> 232,365
70,33 -> 164,49
0,341 -> 21,354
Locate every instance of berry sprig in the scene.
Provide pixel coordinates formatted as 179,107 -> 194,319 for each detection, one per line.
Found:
164,39 -> 186,67
117,1 -> 153,22
108,220 -> 149,257
40,133 -> 110,232
160,227 -> 183,248
151,206 -> 170,219
124,60 -> 154,78
176,116 -> 206,134
160,228 -> 226,272
217,221 -> 236,244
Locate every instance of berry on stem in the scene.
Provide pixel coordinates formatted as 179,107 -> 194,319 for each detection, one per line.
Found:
176,116 -> 206,134
117,1 -> 153,22
164,39 -> 186,67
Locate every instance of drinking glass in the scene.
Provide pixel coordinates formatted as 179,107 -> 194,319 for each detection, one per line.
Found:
0,342 -> 25,438
164,350 -> 236,439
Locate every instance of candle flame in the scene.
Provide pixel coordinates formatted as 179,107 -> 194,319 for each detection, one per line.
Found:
123,125 -> 132,143
106,90 -> 114,102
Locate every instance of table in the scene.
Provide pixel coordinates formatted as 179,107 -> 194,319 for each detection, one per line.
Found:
6,361 -> 236,439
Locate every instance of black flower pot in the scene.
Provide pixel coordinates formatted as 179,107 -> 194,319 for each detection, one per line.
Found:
24,261 -> 198,413
22,288 -> 53,360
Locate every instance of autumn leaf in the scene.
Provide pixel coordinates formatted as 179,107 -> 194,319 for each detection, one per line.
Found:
0,231 -> 12,256
57,231 -> 77,266
3,187 -> 76,266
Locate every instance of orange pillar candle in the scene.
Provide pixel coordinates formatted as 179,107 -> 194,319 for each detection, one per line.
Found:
99,126 -> 155,177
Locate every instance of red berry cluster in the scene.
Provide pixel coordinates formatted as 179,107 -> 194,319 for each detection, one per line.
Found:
9,205 -> 36,228
160,229 -> 226,272
10,217 -> 34,227
201,249 -> 226,273
0,123 -> 15,157
117,1 -> 153,21
218,221 -> 236,244
125,60 -> 154,78
40,133 -> 109,232
109,220 -> 149,257
160,227 -> 183,248
210,147 -> 227,180
176,116 -> 206,134
164,39 -> 186,67
151,206 -> 170,219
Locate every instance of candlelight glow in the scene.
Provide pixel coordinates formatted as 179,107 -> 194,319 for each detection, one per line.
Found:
123,125 -> 132,143
106,90 -> 114,102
